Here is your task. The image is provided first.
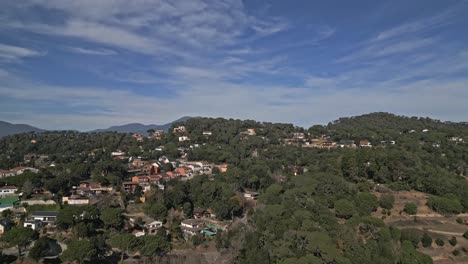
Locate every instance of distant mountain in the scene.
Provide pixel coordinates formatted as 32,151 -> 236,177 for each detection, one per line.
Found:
0,121 -> 45,138
90,116 -> 193,134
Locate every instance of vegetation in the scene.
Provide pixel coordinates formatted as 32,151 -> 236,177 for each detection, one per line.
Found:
403,203 -> 418,215
0,112 -> 466,262
421,233 -> 432,248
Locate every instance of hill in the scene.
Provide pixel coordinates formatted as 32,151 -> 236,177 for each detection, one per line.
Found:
0,121 -> 45,138
90,116 -> 193,134
315,112 -> 468,140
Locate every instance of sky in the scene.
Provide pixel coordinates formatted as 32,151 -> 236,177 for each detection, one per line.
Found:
0,0 -> 467,131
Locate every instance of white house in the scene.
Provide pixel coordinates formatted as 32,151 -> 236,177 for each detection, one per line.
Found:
23,220 -> 42,231
145,220 -> 163,235
202,131 -> 212,136
111,151 -> 126,156
0,186 -> 18,196
0,170 -> 15,178
10,167 -> 38,176
31,211 -> 59,225
179,136 -> 190,142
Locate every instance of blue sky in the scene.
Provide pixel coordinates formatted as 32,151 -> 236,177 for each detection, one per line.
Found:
0,0 -> 467,130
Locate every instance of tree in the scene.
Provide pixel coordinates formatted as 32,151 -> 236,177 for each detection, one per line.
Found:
334,199 -> 355,219
463,231 -> 468,239
22,180 -> 34,198
379,193 -> 395,210
140,235 -> 171,261
400,240 -> 433,264
403,203 -> 417,215
147,129 -> 155,136
355,192 -> 378,215
427,196 -> 463,215
110,233 -> 139,263
29,237 -> 52,261
61,239 -> 96,264
449,236 -> 457,246
421,233 -> 432,248
401,229 -> 420,247
1,226 -> 35,256
100,207 -> 123,228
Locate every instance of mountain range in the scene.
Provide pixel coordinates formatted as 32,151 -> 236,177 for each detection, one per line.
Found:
0,116 -> 193,138
90,116 -> 193,134
0,121 -> 45,138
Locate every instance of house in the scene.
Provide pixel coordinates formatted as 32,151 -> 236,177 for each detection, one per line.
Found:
243,191 -> 259,200
422,129 -> 429,132
359,140 -> 372,147
0,186 -> 18,197
31,211 -> 59,225
338,140 -> 356,148
132,134 -> 145,142
0,218 -> 13,235
131,158 -> 143,168
132,176 -> 150,184
218,164 -> 228,173
240,129 -> 256,136
321,141 -> 336,149
63,195 -> 90,205
132,230 -> 145,237
23,220 -> 42,231
292,133 -> 305,140
111,151 -> 126,156
10,167 -> 39,175
155,130 -> 164,137
0,170 -> 15,178
203,131 -> 212,136
179,136 -> 190,142
173,126 -> 187,133
77,181 -> 113,195
145,220 -> 163,235
181,219 -> 203,238
176,167 -> 193,177
122,182 -> 139,193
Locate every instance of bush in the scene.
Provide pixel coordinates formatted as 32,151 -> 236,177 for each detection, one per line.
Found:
355,192 -> 378,215
435,238 -> 444,246
421,233 -> 432,248
449,236 -> 457,246
456,217 -> 463,224
379,194 -> 395,210
334,199 -> 355,219
463,231 -> 468,239
452,249 -> 460,256
427,196 -> 463,215
401,229 -> 421,247
403,203 -> 417,215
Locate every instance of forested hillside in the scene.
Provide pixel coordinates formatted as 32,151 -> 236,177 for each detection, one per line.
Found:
0,112 -> 466,263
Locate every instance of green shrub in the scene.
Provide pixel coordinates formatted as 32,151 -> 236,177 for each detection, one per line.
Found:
463,231 -> 468,239
435,238 -> 444,246
449,236 -> 457,246
401,229 -> 421,247
427,196 -> 463,215
421,233 -> 432,248
403,203 -> 417,215
334,199 -> 355,219
379,194 -> 395,210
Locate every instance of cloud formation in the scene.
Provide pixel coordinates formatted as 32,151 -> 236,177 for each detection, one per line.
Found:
0,1 -> 467,130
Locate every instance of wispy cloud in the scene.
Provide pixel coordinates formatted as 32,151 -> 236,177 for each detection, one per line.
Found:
68,47 -> 117,56
0,43 -> 44,62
